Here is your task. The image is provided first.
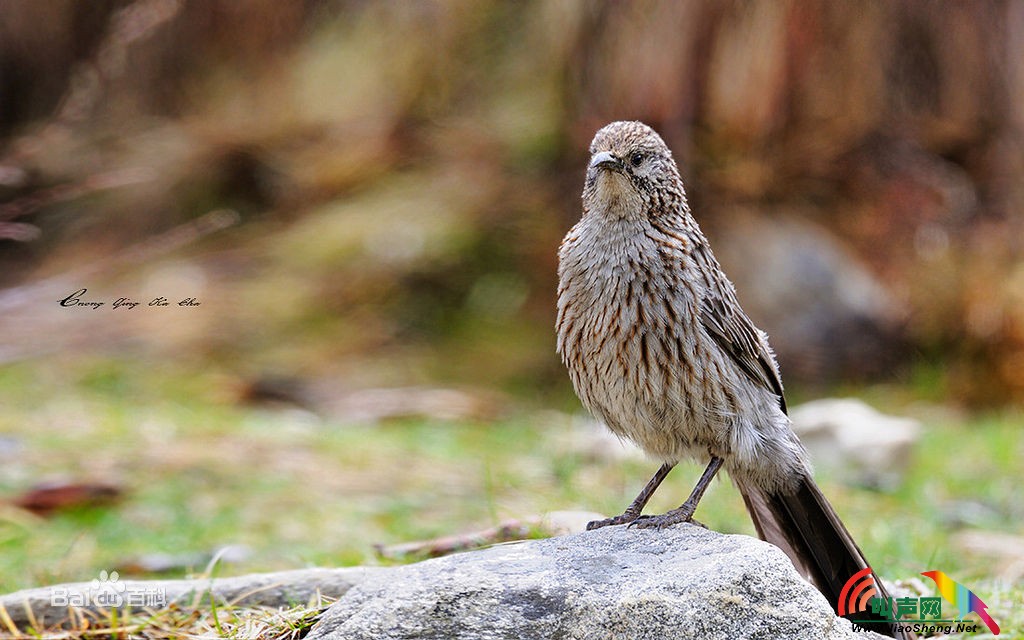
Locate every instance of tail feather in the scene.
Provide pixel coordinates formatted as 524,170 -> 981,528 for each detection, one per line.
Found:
739,476 -> 912,639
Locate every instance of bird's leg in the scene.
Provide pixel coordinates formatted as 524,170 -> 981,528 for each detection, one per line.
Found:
631,456 -> 724,529
586,462 -> 675,530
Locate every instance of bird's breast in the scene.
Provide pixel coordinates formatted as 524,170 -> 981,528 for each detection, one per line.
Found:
557,219 -> 711,457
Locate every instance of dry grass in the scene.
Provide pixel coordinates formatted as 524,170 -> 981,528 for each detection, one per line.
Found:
0,594 -> 331,640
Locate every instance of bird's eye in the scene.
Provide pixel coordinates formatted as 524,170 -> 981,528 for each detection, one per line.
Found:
629,152 -> 644,167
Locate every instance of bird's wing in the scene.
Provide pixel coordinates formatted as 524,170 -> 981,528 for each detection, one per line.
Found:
696,254 -> 787,414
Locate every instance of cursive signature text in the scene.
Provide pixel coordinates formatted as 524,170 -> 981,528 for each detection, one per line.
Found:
59,288 -> 201,309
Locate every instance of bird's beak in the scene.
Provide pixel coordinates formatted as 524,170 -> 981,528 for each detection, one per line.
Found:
589,151 -> 622,172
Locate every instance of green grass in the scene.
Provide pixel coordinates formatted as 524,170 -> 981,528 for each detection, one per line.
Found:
0,357 -> 1021,636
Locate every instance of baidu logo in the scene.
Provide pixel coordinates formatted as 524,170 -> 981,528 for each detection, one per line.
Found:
50,570 -> 166,608
88,570 -> 126,607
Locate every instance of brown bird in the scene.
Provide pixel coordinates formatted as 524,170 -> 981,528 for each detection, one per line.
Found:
556,121 -> 907,638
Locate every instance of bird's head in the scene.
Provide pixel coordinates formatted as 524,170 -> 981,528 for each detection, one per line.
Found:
582,121 -> 684,219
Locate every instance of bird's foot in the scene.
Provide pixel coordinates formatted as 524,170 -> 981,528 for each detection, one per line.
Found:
586,511 -> 640,530
628,506 -> 703,530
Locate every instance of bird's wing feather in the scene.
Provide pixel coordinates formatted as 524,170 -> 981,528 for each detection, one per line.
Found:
695,249 -> 787,414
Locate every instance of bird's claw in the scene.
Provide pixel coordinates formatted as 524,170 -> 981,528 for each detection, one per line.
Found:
627,506 -> 698,530
586,512 -> 640,530
587,506 -> 708,531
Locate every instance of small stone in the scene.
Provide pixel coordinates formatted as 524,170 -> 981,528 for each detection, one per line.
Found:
790,398 -> 921,490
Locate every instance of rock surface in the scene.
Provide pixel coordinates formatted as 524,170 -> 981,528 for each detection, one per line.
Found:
0,567 -> 382,630
307,524 -> 885,640
1,525 -> 893,639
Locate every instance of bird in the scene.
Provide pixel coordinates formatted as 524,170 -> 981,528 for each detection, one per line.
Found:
556,120 -> 908,638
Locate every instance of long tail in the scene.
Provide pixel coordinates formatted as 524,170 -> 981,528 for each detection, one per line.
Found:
739,475 -> 912,639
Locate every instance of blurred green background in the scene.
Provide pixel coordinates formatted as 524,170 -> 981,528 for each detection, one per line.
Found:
0,0 -> 1021,617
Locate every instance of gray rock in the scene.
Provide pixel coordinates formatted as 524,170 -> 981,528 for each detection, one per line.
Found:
790,398 -> 921,490
710,209 -> 906,384
307,525 -> 884,640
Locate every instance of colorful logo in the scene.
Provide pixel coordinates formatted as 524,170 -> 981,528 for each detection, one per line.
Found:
920,570 -> 1000,635
838,567 -> 880,617
838,567 -> 1000,636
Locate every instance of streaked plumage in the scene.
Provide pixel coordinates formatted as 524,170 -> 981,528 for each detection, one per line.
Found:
557,121 -> 909,639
